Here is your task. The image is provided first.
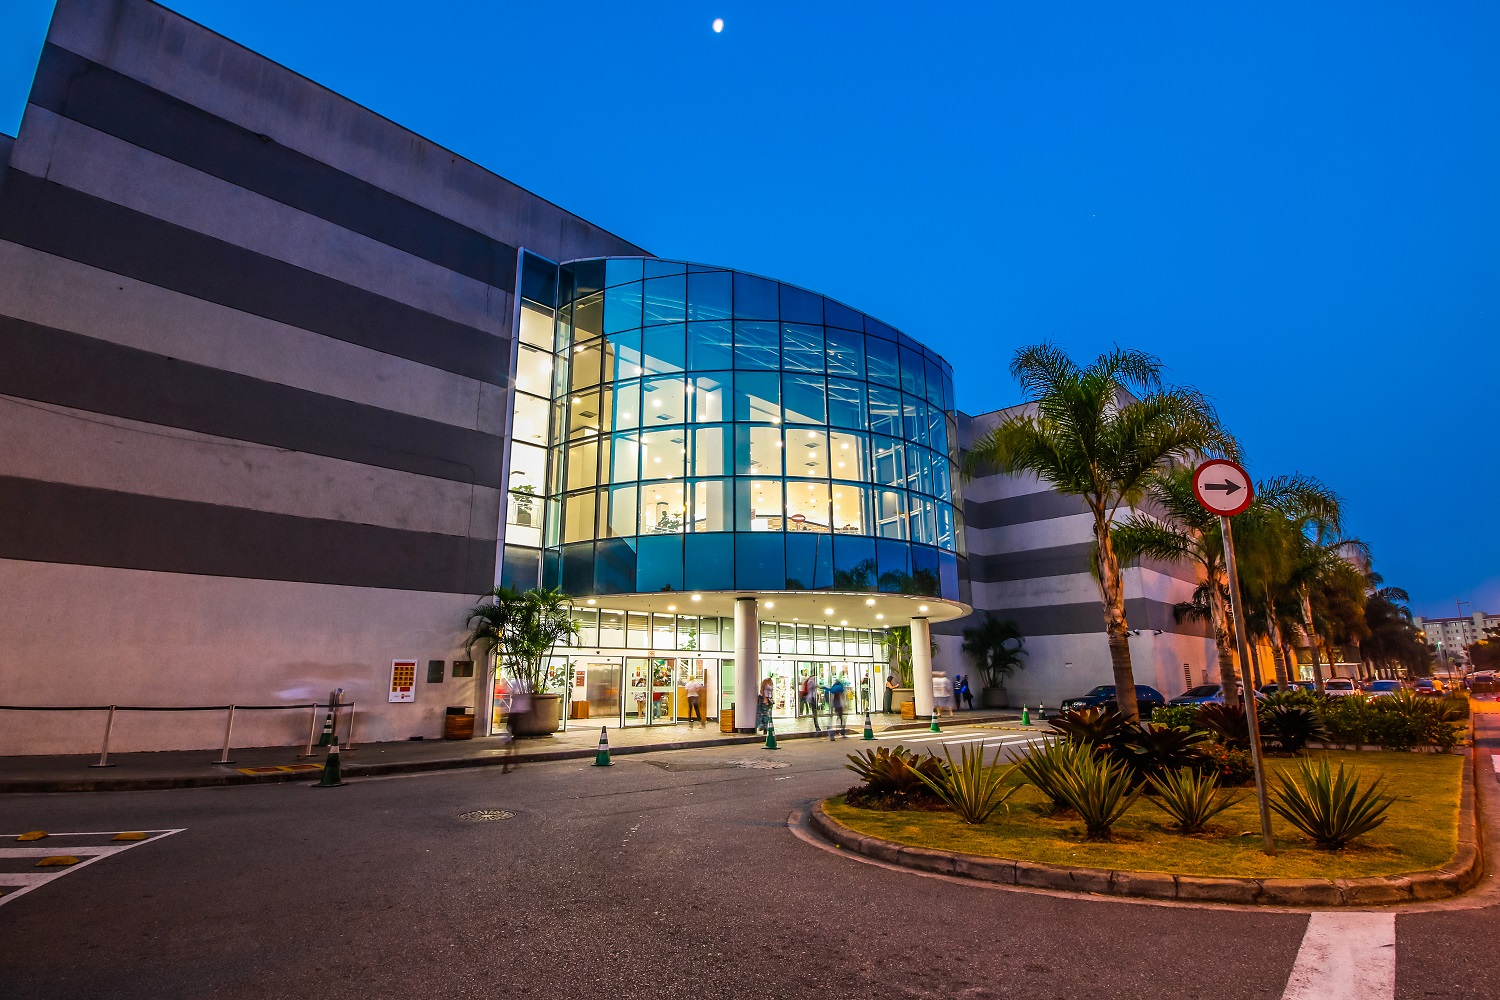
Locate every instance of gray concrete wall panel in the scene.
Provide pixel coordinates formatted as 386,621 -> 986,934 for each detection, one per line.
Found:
0,316 -> 506,488
964,490 -> 1090,529
0,396 -> 500,538
0,476 -> 496,594
931,598 -> 1211,640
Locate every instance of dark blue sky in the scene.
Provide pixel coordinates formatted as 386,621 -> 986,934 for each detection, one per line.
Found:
3,1 -> 1496,617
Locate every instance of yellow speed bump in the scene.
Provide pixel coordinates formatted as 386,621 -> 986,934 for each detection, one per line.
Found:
17,831 -> 47,841
35,856 -> 81,867
112,832 -> 148,841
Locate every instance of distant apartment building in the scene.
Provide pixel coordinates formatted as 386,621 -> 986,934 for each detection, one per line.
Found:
1414,611 -> 1500,669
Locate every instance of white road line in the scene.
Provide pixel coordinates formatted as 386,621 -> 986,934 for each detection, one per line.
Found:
873,731 -> 987,743
1280,912 -> 1395,1000
0,830 -> 183,908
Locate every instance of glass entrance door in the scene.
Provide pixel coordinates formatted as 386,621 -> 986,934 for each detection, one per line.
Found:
625,657 -> 678,727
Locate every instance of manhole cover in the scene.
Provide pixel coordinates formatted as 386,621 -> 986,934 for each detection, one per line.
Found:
458,809 -> 516,822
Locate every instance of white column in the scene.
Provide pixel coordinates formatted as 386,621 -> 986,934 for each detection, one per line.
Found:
911,617 -> 934,718
734,597 -> 760,732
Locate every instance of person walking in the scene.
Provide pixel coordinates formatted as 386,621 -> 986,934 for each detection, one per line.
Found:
883,675 -> 896,715
801,671 -> 822,732
829,674 -> 850,739
757,676 -> 774,734
685,672 -> 705,728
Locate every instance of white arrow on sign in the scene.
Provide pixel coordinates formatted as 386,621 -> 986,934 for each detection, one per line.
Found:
1192,459 -> 1253,516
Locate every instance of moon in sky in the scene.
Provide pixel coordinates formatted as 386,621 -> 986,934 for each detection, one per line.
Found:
712,18 -> 724,33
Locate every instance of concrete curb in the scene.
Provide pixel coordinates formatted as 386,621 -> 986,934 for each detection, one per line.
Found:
807,748 -> 1483,907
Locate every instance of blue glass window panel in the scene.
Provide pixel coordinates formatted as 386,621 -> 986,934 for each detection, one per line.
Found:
942,371 -> 955,413
687,271 -> 733,321
876,539 -> 910,592
605,258 -> 644,287
932,458 -> 952,501
606,330 -> 643,381
830,432 -> 870,482
827,378 -> 867,429
561,542 -> 594,595
873,436 -> 904,487
865,336 -> 899,386
945,415 -> 959,459
594,536 -> 637,594
611,381 -> 640,431
735,534 -> 785,591
824,298 -> 864,331
684,533 -> 734,591
910,496 -> 938,546
603,282 -> 641,334
958,553 -> 971,605
734,370 -> 781,423
608,484 -> 638,536
644,259 -> 686,278
572,259 -> 604,298
832,483 -> 871,534
876,489 -> 907,540
636,534 -> 684,592
639,427 -> 687,479
691,425 -> 731,476
690,374 -> 729,423
903,394 -> 927,446
928,407 -> 948,455
864,318 -> 897,342
898,347 -> 924,399
924,358 -> 945,406
573,291 -> 603,341
520,253 -> 557,308
832,535 -> 877,591
643,275 -> 687,325
735,424 -> 784,476
541,547 -> 561,590
936,502 -> 956,551
911,545 -> 941,597
785,533 -> 834,590
501,544 -> 541,591
825,327 -> 864,379
641,376 -> 686,425
610,433 -> 641,482
782,373 -> 827,425
868,385 -> 902,437
687,321 -> 733,370
641,324 -> 686,374
781,324 -> 824,372
938,550 -> 959,600
733,322 -> 780,369
733,272 -> 779,320
779,283 -> 823,324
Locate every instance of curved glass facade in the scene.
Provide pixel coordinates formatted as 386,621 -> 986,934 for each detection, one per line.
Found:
530,257 -> 964,602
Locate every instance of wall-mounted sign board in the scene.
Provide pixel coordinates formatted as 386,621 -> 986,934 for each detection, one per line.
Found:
389,659 -> 417,703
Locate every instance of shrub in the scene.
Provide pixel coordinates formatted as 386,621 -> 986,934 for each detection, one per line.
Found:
1196,739 -> 1255,787
1010,738 -> 1089,813
1318,695 -> 1375,749
1259,705 -> 1326,754
1195,703 -> 1250,749
906,744 -> 1021,824
1269,756 -> 1395,849
1262,689 -> 1324,711
844,745 -> 949,809
1052,746 -> 1141,841
1145,767 -> 1246,834
1120,723 -> 1209,785
1368,692 -> 1464,751
1048,706 -> 1130,751
1150,705 -> 1201,731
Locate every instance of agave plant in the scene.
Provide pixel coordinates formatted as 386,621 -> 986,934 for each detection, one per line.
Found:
1145,767 -> 1246,833
1048,706 -> 1130,750
1120,723 -> 1208,784
845,745 -> 946,798
1259,704 -> 1327,754
1269,757 -> 1394,849
1052,746 -> 1141,840
1195,703 -> 1250,749
907,743 -> 1021,824
1010,738 -> 1089,812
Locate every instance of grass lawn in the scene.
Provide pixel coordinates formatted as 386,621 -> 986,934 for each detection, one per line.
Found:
826,750 -> 1464,880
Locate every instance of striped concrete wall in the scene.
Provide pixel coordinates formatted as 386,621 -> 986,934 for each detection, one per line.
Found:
0,0 -> 645,753
932,404 -> 1216,709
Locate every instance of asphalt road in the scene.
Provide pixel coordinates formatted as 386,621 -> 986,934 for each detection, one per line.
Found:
1,726 -> 1496,1000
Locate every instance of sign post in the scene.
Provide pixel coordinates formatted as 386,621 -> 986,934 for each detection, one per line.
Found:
1192,459 -> 1276,856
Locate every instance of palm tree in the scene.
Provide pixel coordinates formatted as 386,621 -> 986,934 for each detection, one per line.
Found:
1112,467 -> 1242,709
463,586 -> 579,694
960,614 -> 1027,698
966,344 -> 1237,722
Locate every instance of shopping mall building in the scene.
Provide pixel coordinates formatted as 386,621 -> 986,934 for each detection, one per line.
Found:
0,0 -> 1213,755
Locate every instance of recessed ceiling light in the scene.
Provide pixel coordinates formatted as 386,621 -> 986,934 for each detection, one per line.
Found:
586,598 -> 596,605
840,619 -> 848,625
571,396 -> 582,404
667,604 -> 676,611
824,608 -> 834,615
691,594 -> 702,601
765,601 -> 774,608
865,598 -> 876,605
876,613 -> 884,620
919,605 -> 929,612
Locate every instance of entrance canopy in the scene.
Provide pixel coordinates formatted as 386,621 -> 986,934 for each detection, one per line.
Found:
569,590 -> 968,630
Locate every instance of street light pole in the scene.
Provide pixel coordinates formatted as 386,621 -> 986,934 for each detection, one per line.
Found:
1221,514 -> 1276,856
1457,600 -> 1472,682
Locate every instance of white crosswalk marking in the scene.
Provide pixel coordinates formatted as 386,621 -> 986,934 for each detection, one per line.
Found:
0,830 -> 182,908
1280,912 -> 1396,1000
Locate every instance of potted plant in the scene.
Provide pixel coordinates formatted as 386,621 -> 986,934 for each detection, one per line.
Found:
961,613 -> 1027,708
462,586 -> 579,737
878,626 -> 931,714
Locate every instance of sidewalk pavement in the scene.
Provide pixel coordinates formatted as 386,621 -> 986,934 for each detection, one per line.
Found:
0,709 -> 1026,793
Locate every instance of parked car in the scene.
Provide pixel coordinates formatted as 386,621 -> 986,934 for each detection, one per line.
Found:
1413,678 -> 1444,697
1468,671 -> 1497,694
1062,684 -> 1166,713
1322,678 -> 1362,698
1257,681 -> 1314,696
1364,679 -> 1404,698
1169,684 -> 1225,706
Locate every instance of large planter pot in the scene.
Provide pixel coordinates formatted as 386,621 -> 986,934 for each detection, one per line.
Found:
512,693 -> 562,737
892,687 -> 914,713
981,686 -> 1008,709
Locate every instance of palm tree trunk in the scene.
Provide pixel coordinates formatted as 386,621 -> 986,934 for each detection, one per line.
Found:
1277,638 -> 1296,690
1207,578 -> 1241,710
1300,587 -> 1326,694
1094,515 -> 1140,723
1263,603 -> 1290,693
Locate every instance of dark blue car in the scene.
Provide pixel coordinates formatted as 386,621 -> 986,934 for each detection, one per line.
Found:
1062,684 -> 1166,713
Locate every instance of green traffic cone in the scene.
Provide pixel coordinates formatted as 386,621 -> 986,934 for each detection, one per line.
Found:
593,725 -> 613,767
764,720 -> 779,750
862,713 -> 875,741
1021,704 -> 1031,726
929,711 -> 941,733
317,707 -> 336,747
316,744 -> 345,787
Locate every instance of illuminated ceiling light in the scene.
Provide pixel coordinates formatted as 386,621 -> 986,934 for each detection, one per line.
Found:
621,412 -> 631,419
586,598 -> 597,605
571,396 -> 582,404
634,366 -> 643,375
807,431 -> 816,438
691,594 -> 702,601
824,608 -> 834,615
667,604 -> 677,611
765,601 -> 774,608
652,399 -> 662,407
840,620 -> 848,625
875,613 -> 884,620
919,605 -> 929,612
865,598 -> 876,606
791,617 -> 799,622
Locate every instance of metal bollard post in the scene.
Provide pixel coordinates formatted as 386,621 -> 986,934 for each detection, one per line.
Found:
89,705 -> 118,768
343,706 -> 358,750
215,705 -> 237,765
298,703 -> 320,757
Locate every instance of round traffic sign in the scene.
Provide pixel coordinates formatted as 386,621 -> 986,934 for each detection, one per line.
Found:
1192,459 -> 1253,516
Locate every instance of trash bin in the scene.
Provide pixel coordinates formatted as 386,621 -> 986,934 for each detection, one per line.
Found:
719,706 -> 735,733
443,706 -> 475,740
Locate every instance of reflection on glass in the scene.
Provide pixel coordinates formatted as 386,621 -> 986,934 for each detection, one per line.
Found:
782,373 -> 826,424
604,282 -> 641,334
873,436 -> 904,487
781,324 -> 824,372
690,374 -> 727,422
641,324 -> 686,374
827,378 -> 866,429
734,321 -> 779,369
825,327 -> 864,378
643,275 -> 687,325
687,271 -> 733,321
687,321 -> 733,370
876,489 -> 906,540
642,376 -> 686,425
734,371 -> 780,423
